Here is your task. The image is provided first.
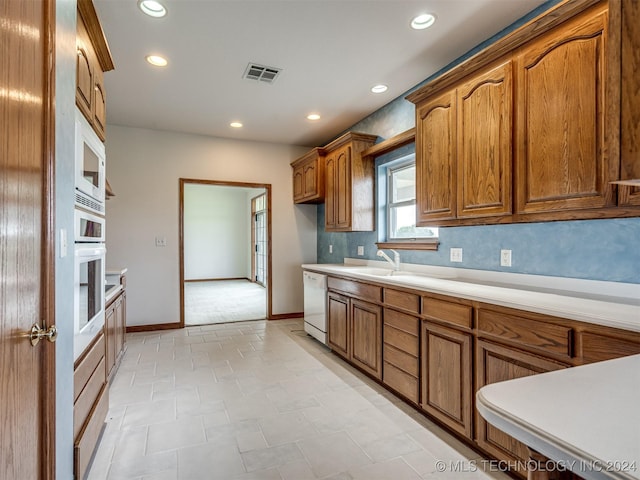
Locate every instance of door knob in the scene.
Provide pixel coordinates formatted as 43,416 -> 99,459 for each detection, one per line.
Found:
30,323 -> 58,347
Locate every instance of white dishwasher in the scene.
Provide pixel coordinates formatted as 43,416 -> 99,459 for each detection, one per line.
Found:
303,271 -> 327,345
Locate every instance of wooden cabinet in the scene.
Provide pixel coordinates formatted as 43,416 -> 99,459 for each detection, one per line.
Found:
327,278 -> 383,379
291,148 -> 325,204
324,132 -> 377,231
105,287 -> 126,381
421,295 -> 473,438
73,332 -> 108,480
408,0 -> 640,226
475,340 -> 568,477
383,308 -> 420,403
76,0 -> 114,141
415,60 -> 513,224
515,5 -> 614,214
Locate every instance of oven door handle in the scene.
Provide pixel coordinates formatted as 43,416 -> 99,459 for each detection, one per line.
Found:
75,246 -> 106,257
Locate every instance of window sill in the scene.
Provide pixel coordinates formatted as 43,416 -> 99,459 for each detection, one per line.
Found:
376,240 -> 439,251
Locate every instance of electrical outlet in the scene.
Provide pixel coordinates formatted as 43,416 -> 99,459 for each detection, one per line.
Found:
155,236 -> 167,247
450,248 -> 463,263
500,249 -> 512,267
357,245 -> 364,256
329,245 -> 333,254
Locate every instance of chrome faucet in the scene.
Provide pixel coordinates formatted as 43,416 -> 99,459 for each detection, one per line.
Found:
377,249 -> 400,271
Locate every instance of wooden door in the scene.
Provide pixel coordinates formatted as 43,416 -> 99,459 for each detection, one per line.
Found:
105,302 -> 116,378
350,299 -> 382,379
1,0 -> 56,478
327,292 -> 349,358
335,146 -> 352,229
475,340 -> 567,477
515,6 -> 615,214
303,161 -> 317,199
422,322 -> 472,439
325,154 -> 337,229
457,59 -> 513,218
416,90 -> 457,224
93,69 -> 106,141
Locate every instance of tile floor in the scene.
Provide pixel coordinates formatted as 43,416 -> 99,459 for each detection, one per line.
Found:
87,319 -> 510,480
184,280 -> 266,325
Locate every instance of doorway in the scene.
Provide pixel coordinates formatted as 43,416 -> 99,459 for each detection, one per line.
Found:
179,179 -> 272,326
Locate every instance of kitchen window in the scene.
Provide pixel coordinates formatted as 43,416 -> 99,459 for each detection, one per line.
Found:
384,159 -> 438,246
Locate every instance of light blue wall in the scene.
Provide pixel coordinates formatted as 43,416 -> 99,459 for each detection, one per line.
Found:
317,0 -> 640,285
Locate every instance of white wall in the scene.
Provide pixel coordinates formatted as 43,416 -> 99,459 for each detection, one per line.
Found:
184,184 -> 252,280
104,125 -> 317,326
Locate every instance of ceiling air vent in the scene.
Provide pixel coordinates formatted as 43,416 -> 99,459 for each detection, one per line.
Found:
243,63 -> 281,84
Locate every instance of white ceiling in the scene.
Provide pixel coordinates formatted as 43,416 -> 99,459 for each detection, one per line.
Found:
95,0 -> 548,148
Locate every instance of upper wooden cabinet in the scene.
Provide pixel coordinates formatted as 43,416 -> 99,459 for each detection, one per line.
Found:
291,148 -> 325,204
515,5 -> 613,214
76,0 -> 114,141
408,0 -> 640,226
415,60 -> 512,224
324,132 -> 377,231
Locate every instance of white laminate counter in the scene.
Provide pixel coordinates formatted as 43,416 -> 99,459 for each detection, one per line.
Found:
301,261 -> 640,332
476,354 -> 640,480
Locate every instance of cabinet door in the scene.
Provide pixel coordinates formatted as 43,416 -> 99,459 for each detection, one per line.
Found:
76,45 -> 93,121
351,299 -> 382,379
515,7 -> 615,214
325,154 -> 337,229
93,69 -> 106,141
104,302 -> 116,378
475,340 -> 567,476
327,292 -> 349,358
293,164 -> 304,202
457,60 -> 512,218
416,90 -> 456,224
303,162 -> 318,199
335,146 -> 352,229
422,322 -> 472,439
114,296 -> 124,363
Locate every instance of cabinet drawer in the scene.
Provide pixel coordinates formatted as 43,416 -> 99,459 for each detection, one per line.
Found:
73,357 -> 106,440
580,332 -> 640,363
384,324 -> 419,357
75,383 -> 108,480
328,277 -> 381,303
383,362 -> 419,404
74,332 -> 105,402
384,289 -> 420,314
422,296 -> 472,328
384,308 -> 419,336
478,309 -> 572,358
383,344 -> 418,377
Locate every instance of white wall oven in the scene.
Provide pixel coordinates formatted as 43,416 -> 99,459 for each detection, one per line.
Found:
75,208 -> 105,243
75,108 -> 105,214
74,243 -> 106,359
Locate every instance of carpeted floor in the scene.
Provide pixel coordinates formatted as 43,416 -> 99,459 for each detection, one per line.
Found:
184,279 -> 266,325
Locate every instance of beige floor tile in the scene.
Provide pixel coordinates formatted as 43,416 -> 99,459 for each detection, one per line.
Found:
177,443 -> 245,479
259,411 -> 318,446
278,460 -> 316,480
348,457 -> 422,480
241,442 -> 305,472
108,450 -> 177,479
359,432 -> 423,462
121,398 -> 176,427
297,431 -> 372,478
236,430 -> 268,453
146,416 -> 206,454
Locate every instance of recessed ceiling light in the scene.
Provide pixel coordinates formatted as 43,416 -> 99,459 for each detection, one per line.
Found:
146,55 -> 168,67
307,114 -> 321,121
371,84 -> 388,94
230,122 -> 243,128
411,13 -> 436,30
138,0 -> 167,18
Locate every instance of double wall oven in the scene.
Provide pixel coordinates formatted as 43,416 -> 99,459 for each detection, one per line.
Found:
73,108 -> 107,359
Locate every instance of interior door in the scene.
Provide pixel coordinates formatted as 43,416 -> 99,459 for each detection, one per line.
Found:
1,0 -> 56,478
251,194 -> 267,287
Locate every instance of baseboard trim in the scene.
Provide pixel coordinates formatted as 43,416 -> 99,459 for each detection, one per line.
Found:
126,322 -> 182,333
184,277 -> 251,283
268,312 -> 304,321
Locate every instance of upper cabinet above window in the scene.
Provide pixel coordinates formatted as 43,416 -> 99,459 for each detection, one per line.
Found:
407,0 -> 640,227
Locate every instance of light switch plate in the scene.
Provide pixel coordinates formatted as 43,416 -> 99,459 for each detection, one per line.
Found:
59,228 -> 67,258
329,245 -> 333,254
155,236 -> 167,247
357,246 -> 364,256
450,247 -> 463,262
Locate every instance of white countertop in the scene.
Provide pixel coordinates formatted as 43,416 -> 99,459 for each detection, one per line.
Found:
301,260 -> 640,332
476,354 -> 640,480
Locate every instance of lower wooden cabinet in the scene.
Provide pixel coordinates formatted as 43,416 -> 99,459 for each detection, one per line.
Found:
422,322 -> 472,439
383,308 -> 420,403
475,340 -> 568,477
327,291 -> 382,380
73,332 -> 108,480
105,290 -> 126,381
